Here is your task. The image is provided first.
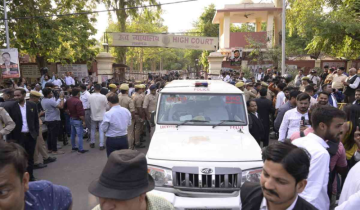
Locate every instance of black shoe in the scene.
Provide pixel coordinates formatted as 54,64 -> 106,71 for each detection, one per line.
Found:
29,177 -> 37,182
72,148 -> 79,151
90,143 -> 95,148
135,144 -> 145,148
34,163 -> 47,169
43,157 -> 57,164
78,150 -> 89,154
99,146 -> 105,150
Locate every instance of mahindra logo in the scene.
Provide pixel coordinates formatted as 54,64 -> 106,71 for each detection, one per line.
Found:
201,168 -> 213,174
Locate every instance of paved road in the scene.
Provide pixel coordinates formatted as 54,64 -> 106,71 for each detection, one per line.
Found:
34,134 -> 150,210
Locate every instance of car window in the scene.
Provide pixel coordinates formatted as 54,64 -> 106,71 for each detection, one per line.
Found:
157,93 -> 247,125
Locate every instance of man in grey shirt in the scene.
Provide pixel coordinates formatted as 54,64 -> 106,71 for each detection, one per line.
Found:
41,88 -> 64,155
274,90 -> 301,131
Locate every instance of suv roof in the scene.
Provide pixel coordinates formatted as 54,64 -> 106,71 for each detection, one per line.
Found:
161,80 -> 243,94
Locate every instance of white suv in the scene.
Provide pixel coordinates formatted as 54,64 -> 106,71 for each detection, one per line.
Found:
147,80 -> 263,210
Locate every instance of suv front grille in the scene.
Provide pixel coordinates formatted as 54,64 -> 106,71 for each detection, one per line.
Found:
172,167 -> 242,192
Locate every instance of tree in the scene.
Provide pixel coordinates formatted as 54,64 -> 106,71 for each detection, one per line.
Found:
287,0 -> 360,59
0,0 -> 98,69
103,0 -> 160,63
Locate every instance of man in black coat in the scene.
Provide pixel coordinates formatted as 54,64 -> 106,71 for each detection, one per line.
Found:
247,99 -> 265,146
255,88 -> 275,147
241,142 -> 317,210
2,88 -> 39,181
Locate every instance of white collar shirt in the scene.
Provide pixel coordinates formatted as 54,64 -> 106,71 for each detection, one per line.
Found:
80,90 -> 91,109
19,102 -> 29,133
346,75 -> 360,89
292,133 -> 330,210
256,72 -> 263,81
88,93 -> 108,121
338,161 -> 360,208
53,79 -> 62,87
65,76 -> 75,86
278,108 -> 310,141
100,105 -> 131,137
275,91 -> 285,109
330,93 -> 338,107
260,196 -> 298,210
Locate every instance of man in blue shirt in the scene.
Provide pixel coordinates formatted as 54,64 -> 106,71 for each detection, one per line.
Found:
0,141 -> 72,210
101,93 -> 131,157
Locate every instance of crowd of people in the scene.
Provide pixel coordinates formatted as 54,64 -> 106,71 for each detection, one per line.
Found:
0,66 -> 360,209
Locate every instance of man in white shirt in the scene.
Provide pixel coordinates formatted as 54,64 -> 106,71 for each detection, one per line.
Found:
279,93 -> 311,142
307,69 -> 320,86
294,70 -> 304,87
101,93 -> 131,157
343,68 -> 360,103
255,68 -> 264,82
275,83 -> 287,110
337,161 -> 360,209
292,106 -> 346,210
52,74 -> 63,87
65,72 -> 75,86
88,84 -> 108,150
80,84 -> 91,142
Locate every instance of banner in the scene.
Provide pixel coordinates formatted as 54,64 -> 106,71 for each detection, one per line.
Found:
0,48 -> 20,78
57,64 -> 88,79
21,64 -> 41,78
109,33 -> 219,51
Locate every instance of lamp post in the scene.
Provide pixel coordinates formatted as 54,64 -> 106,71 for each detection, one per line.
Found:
4,0 -> 10,49
281,0 -> 286,75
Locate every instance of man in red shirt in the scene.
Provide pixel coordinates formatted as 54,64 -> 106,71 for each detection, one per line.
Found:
64,88 -> 89,154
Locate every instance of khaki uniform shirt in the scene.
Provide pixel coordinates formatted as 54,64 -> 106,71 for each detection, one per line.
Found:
332,74 -> 348,90
244,89 -> 257,102
143,93 -> 158,113
132,92 -> 144,115
0,107 -> 15,136
118,94 -> 135,113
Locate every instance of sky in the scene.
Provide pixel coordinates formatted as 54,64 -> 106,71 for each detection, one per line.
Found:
94,0 -> 273,41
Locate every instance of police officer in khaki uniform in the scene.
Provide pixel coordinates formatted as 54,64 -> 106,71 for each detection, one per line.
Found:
256,82 -> 274,101
244,83 -> 257,102
143,85 -> 158,140
132,84 -> 146,148
118,84 -> 136,149
106,84 -> 118,97
0,106 -> 15,140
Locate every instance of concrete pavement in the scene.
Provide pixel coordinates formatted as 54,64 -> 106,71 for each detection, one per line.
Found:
34,135 -> 150,210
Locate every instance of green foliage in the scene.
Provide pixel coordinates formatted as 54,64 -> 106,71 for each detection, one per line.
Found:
103,0 -> 160,63
287,0 -> 360,59
0,0 -> 99,68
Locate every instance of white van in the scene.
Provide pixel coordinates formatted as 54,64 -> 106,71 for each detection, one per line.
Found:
147,80 -> 263,210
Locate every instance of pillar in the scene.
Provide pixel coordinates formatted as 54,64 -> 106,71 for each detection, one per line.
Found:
274,0 -> 283,46
95,52 -> 115,82
208,52 -> 226,76
256,18 -> 262,32
315,60 -> 321,68
347,60 -> 352,71
223,12 -> 231,49
266,13 -> 274,48
219,18 -> 224,49
242,60 -> 249,70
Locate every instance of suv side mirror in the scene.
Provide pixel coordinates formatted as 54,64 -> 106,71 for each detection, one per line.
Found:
150,111 -> 156,126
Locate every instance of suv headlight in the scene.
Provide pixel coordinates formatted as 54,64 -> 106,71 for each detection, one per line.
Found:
148,165 -> 173,187
241,168 -> 262,186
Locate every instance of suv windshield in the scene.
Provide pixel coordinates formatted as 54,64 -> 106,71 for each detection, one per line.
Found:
157,93 -> 247,126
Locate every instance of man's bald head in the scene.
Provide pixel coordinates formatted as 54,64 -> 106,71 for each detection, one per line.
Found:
349,68 -> 357,76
